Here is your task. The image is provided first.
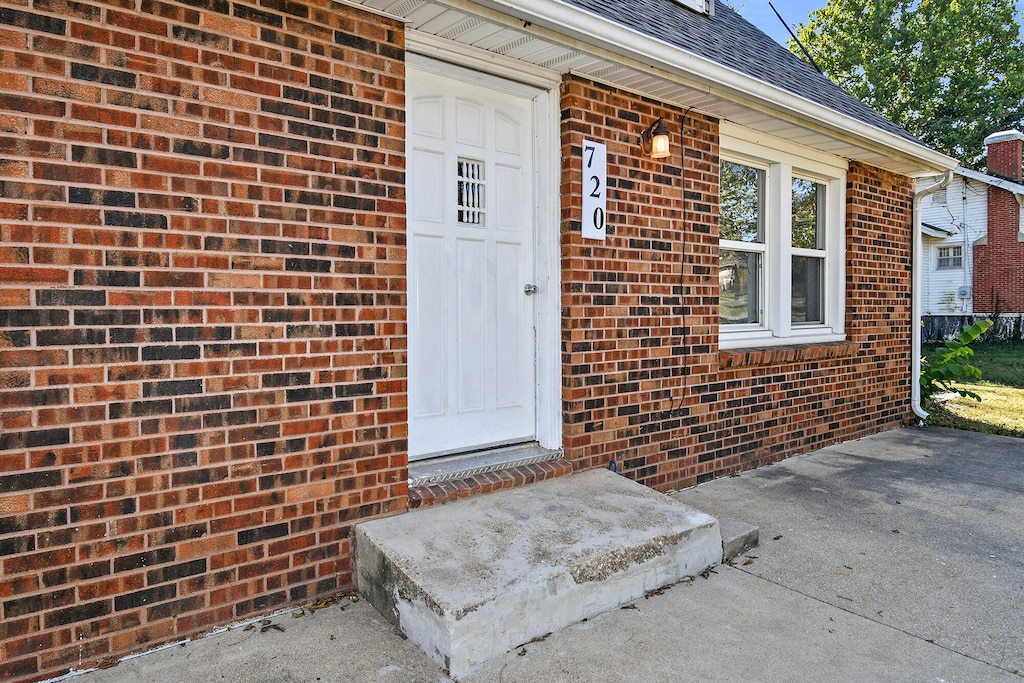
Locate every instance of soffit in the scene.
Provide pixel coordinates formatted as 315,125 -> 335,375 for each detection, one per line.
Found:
348,0 -> 949,177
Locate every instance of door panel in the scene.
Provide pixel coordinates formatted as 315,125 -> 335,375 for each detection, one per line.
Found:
407,66 -> 537,459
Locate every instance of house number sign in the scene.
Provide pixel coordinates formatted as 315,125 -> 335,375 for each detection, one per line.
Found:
582,139 -> 607,240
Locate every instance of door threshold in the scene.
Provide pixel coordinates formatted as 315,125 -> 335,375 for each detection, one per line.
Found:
408,443 -> 564,488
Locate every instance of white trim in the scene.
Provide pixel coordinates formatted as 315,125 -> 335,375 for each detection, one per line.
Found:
719,130 -> 846,347
719,331 -> 848,350
721,122 -> 849,173
407,32 -> 561,90
405,52 -> 552,97
936,245 -> 963,270
956,166 -> 1024,198
405,52 -> 562,453
468,0 -> 956,176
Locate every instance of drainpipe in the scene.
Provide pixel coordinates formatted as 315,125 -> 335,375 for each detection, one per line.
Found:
912,170 -> 954,422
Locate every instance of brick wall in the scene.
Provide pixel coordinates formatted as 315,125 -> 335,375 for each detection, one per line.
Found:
973,185 -> 1024,312
986,134 -> 1023,182
0,1 -> 406,680
974,134 -> 1024,312
559,75 -> 915,491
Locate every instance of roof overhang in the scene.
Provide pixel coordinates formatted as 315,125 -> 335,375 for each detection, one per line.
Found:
921,222 -> 956,238
345,0 -> 957,177
958,167 -> 1024,204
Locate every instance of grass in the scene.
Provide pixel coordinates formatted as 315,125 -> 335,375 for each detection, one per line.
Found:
923,342 -> 1024,438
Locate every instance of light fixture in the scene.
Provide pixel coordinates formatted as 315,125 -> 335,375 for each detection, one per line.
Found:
641,117 -> 671,159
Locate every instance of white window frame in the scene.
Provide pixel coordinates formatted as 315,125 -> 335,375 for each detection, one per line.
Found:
719,126 -> 847,349
936,245 -> 963,270
673,0 -> 713,15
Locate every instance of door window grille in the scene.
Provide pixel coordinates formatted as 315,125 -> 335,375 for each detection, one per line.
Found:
457,159 -> 485,225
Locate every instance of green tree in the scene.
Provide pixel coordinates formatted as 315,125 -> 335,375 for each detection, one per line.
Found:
793,0 -> 1024,168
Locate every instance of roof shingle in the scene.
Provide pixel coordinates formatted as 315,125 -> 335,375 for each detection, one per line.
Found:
562,0 -> 920,143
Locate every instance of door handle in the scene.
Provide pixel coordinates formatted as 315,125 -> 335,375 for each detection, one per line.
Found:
523,283 -> 538,296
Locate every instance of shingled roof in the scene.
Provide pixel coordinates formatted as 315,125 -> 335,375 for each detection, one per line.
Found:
562,0 -> 921,144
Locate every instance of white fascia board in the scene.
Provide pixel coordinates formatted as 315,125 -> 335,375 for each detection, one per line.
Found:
957,167 -> 1024,197
470,0 -> 957,175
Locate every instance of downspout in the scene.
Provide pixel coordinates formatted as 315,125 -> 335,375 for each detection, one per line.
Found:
912,170 -> 954,422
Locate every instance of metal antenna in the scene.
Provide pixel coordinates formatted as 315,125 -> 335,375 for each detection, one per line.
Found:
769,2 -> 824,74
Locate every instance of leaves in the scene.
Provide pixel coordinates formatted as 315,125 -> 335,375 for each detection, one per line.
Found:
793,0 -> 1024,168
921,318 -> 994,403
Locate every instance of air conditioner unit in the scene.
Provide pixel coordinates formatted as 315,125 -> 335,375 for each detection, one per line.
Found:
957,286 -> 972,298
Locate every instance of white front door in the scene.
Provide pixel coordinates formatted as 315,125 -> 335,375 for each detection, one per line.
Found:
407,64 -> 538,460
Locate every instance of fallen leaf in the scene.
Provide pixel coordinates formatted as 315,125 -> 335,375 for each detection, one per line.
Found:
96,657 -> 118,670
621,604 -> 637,610
742,559 -> 754,566
292,610 -> 305,618
518,648 -> 527,657
243,624 -> 256,632
773,535 -> 783,541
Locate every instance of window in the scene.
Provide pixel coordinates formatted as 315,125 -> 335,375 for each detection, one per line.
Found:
673,0 -> 712,14
719,128 -> 847,348
937,245 -> 962,269
791,177 -> 826,324
719,161 -> 764,325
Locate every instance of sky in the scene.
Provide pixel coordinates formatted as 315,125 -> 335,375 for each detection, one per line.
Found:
736,0 -> 1024,46
733,1 -> 824,45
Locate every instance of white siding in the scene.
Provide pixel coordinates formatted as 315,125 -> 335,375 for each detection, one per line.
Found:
919,175 -> 989,314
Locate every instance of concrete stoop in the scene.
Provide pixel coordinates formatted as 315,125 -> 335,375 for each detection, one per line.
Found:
354,468 -> 722,679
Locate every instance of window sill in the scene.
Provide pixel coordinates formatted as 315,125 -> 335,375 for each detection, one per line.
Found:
719,340 -> 859,368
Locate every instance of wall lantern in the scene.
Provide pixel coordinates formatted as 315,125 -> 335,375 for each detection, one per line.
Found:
641,117 -> 671,159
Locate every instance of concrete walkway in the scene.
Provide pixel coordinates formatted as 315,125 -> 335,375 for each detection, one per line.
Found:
76,427 -> 1024,683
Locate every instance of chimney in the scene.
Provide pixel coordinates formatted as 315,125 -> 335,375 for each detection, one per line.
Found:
984,129 -> 1024,181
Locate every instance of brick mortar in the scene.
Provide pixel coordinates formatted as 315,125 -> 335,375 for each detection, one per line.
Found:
559,74 -> 914,492
0,2 -> 406,681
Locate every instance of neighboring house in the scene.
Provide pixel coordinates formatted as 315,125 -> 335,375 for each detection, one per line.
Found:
0,0 -> 954,680
920,131 -> 1024,315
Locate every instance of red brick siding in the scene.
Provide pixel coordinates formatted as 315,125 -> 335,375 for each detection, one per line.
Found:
986,136 -> 1023,181
0,2 -> 406,680
560,75 -> 915,491
973,185 -> 1024,312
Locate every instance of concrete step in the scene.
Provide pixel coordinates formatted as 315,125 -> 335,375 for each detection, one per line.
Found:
354,468 -> 721,679
719,515 -> 759,563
